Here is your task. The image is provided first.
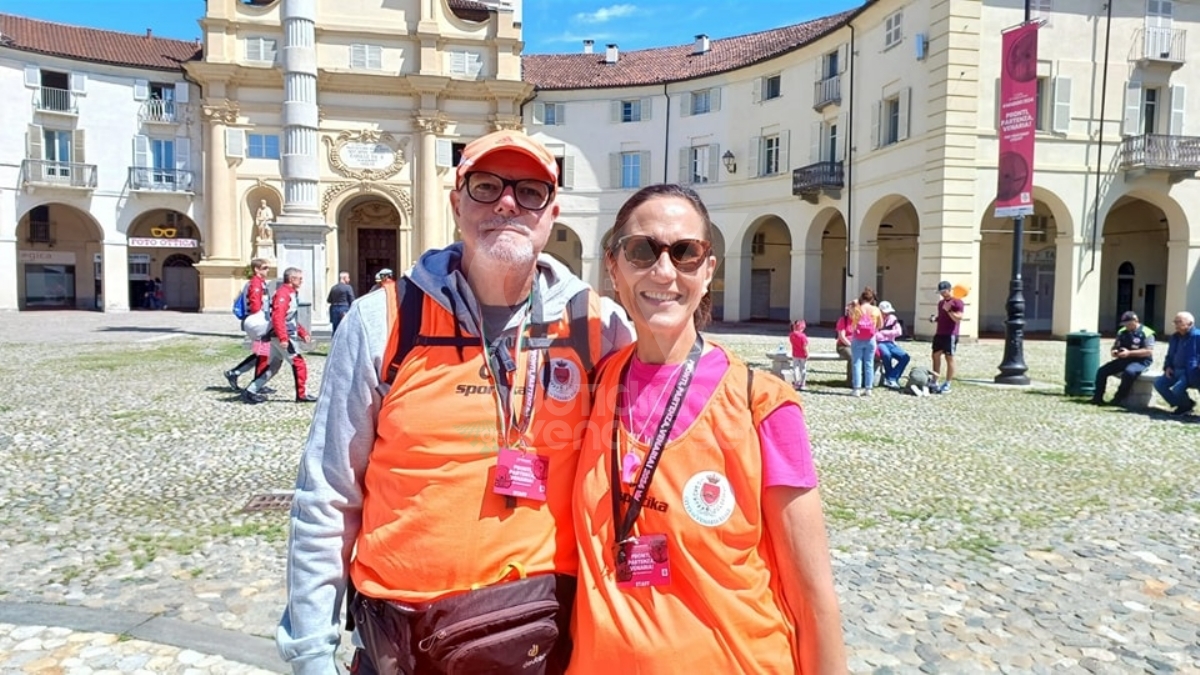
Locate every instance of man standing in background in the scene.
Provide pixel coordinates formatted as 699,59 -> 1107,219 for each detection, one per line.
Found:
930,280 -> 963,394
326,271 -> 356,335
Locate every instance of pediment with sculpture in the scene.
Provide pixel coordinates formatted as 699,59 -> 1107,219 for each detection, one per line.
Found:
322,129 -> 410,181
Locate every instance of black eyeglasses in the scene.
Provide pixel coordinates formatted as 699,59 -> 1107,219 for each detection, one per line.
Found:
460,171 -> 555,211
612,235 -> 712,273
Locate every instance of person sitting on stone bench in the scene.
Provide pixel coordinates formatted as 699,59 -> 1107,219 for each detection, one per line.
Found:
1090,311 -> 1154,407
1154,311 -> 1200,416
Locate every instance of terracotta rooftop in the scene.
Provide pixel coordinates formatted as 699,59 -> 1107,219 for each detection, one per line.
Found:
523,10 -> 857,90
0,13 -> 201,72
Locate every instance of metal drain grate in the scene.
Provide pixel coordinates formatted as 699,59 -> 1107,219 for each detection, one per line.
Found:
242,492 -> 294,513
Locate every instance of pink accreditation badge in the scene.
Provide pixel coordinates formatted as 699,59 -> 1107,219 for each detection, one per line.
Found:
493,447 -> 549,502
616,534 -> 671,590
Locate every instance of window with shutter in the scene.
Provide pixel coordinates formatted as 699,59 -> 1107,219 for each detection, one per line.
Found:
225,129 -> 246,159
763,75 -> 782,101
1169,85 -> 1186,135
1052,78 -> 1072,134
435,139 -> 454,168
619,152 -> 642,188
885,11 -> 903,49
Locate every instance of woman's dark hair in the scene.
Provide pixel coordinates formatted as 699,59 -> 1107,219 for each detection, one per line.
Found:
606,184 -> 716,329
859,286 -> 877,305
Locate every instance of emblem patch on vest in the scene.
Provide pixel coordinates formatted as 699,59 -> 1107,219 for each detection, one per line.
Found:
545,358 -> 581,402
682,471 -> 735,527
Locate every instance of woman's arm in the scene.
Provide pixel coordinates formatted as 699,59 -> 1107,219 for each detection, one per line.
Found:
764,486 -> 848,675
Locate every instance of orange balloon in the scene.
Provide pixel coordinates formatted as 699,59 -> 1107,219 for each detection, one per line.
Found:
952,284 -> 970,299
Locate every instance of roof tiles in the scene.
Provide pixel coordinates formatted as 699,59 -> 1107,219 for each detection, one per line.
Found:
523,11 -> 855,90
0,13 -> 201,72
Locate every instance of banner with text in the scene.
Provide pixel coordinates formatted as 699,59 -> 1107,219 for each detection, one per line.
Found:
995,22 -> 1039,218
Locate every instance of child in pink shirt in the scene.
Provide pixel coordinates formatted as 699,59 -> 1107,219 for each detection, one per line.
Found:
789,319 -> 809,390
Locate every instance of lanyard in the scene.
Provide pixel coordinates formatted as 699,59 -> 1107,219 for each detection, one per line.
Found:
479,296 -> 540,448
609,334 -> 703,556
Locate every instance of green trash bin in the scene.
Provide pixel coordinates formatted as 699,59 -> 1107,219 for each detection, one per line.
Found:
1064,331 -> 1102,396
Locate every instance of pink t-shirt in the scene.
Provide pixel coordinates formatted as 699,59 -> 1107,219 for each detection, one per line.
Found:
789,330 -> 809,358
619,347 -> 818,489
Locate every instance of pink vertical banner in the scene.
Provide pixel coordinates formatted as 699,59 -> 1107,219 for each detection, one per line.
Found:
995,22 -> 1039,218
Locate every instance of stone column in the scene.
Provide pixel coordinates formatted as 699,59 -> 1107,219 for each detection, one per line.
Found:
280,0 -> 320,221
194,100 -> 244,313
0,186 -> 17,310
793,248 -> 822,323
723,253 -> 751,322
101,241 -> 130,312
581,254 -> 603,294
271,0 -> 333,332
415,114 -> 448,254
201,101 -> 239,261
1166,239 -> 1200,321
1054,235 -> 1100,336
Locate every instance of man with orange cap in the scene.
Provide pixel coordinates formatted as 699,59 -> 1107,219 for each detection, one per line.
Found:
276,130 -> 632,674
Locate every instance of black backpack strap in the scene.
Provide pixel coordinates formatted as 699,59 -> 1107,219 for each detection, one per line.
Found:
567,290 -> 595,373
746,365 -> 754,407
384,278 -> 426,386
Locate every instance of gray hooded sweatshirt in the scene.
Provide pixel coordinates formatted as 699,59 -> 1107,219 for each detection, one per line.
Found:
276,243 -> 633,673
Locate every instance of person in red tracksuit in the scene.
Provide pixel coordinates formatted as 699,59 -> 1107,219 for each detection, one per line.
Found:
225,258 -> 272,391
242,266 -> 317,404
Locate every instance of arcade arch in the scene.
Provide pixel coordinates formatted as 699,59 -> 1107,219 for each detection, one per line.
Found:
336,195 -> 406,295
1100,196 -> 1170,332
978,200 -> 1061,334
15,202 -> 102,310
126,208 -> 202,310
708,226 -> 727,321
742,215 -> 792,321
861,197 -> 920,328
544,223 -> 583,277
816,213 -> 847,323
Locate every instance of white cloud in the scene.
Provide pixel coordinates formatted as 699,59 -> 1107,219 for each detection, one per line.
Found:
573,4 -> 637,24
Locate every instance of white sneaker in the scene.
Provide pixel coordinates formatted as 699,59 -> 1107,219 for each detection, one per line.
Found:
852,389 -> 861,397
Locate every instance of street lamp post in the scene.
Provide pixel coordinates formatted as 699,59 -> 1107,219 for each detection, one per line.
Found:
995,0 -> 1033,386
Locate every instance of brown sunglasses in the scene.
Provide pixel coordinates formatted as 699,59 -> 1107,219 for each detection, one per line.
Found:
612,235 -> 712,273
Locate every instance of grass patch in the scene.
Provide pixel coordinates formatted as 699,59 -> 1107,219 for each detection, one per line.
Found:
66,341 -> 234,373
887,507 -> 935,522
212,520 -> 288,543
949,533 -> 1001,560
1033,450 -> 1073,464
96,551 -> 120,571
824,504 -> 879,530
833,430 -> 895,445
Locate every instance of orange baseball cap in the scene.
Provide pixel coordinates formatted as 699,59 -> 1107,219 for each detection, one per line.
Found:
456,130 -> 558,184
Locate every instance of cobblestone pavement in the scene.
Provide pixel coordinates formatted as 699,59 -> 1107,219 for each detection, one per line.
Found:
1,310 -> 1198,673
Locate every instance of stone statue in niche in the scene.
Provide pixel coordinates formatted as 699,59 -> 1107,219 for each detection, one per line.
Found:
255,200 -> 275,243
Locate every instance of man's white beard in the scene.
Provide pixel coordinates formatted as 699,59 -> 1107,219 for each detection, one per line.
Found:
477,220 -> 535,267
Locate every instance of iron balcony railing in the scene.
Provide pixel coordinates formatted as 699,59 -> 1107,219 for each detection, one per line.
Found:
33,86 -> 78,114
129,167 -> 195,192
813,75 -> 841,110
1136,26 -> 1186,63
792,160 -> 845,195
139,99 -> 179,124
1119,134 -> 1200,171
21,159 -> 98,188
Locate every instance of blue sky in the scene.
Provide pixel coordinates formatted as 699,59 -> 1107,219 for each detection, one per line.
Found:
0,1 -> 861,54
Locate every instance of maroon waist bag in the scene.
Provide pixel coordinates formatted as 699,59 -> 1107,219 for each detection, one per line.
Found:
351,573 -> 575,675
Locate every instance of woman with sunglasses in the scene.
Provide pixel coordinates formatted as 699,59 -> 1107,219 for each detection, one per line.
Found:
570,184 -> 846,674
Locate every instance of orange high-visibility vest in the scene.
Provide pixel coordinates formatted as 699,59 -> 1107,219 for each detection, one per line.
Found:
351,290 -> 604,603
570,343 -> 816,674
